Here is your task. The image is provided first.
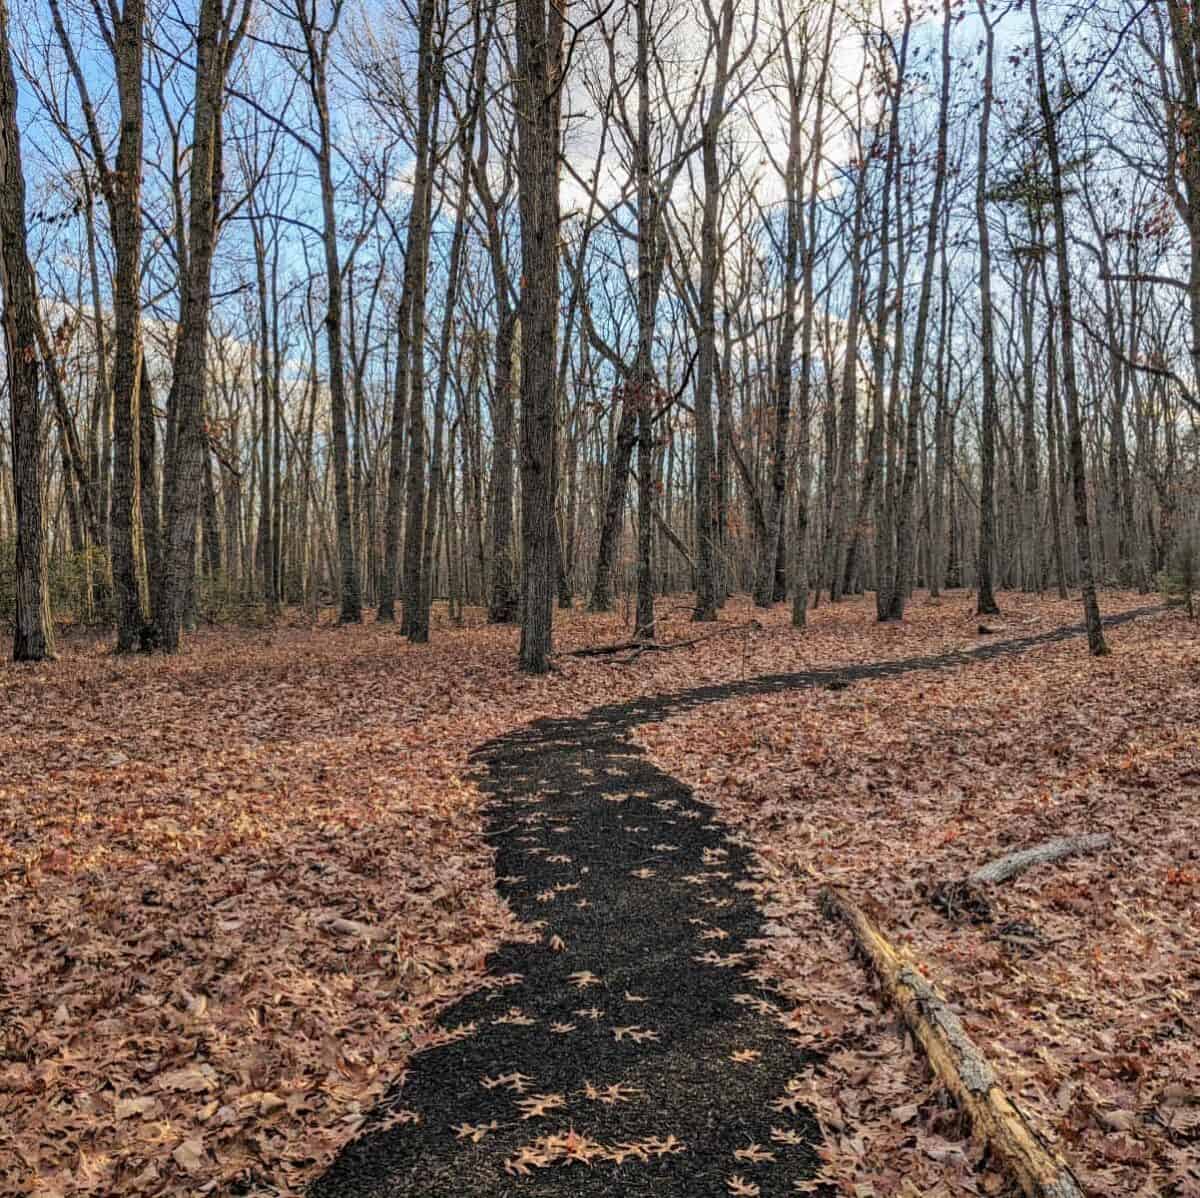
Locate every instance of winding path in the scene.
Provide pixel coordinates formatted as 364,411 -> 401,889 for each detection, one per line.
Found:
311,607 -> 1160,1197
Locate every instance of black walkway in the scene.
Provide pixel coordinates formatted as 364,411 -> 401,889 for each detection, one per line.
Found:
310,607 -> 1160,1197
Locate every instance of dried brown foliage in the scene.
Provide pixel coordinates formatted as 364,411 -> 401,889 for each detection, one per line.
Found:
3,592 -> 1191,1197
640,593 -> 1199,1197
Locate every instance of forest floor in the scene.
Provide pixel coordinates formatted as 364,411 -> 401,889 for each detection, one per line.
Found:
0,589 -> 1194,1197
639,598 -> 1199,1197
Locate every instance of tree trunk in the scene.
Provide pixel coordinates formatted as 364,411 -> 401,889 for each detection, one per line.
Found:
888,0 -> 950,621
514,0 -> 562,672
488,314 -> 520,621
693,0 -> 737,622
157,0 -> 246,650
299,0 -> 360,623
1,0 -> 55,659
1030,0 -> 1107,654
975,0 -> 1000,617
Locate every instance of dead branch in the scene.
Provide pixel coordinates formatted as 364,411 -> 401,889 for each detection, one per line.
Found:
821,886 -> 1085,1198
932,834 -> 1111,922
969,834 -> 1111,886
559,621 -> 759,660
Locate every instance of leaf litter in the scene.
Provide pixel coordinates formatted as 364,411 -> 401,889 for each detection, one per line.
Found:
638,596 -> 1198,1197
0,591 -> 1183,1195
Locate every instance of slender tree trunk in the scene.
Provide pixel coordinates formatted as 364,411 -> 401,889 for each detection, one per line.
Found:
830,167 -> 867,601
791,6 -> 836,625
975,0 -> 1000,616
758,19 -> 804,609
401,0 -> 440,636
417,140 -> 473,642
1018,261 -> 1040,590
888,0 -> 950,621
693,0 -> 738,621
1030,0 -> 1106,653
379,298 -> 412,620
298,0 -> 360,623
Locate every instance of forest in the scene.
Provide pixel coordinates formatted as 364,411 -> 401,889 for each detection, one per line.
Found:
1,0 -> 1198,1195
0,0 -> 1195,666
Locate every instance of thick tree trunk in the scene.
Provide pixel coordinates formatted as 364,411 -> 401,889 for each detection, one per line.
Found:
157,0 -> 245,650
514,0 -> 562,672
590,401 -> 636,612
0,0 -> 55,660
488,314 -> 520,621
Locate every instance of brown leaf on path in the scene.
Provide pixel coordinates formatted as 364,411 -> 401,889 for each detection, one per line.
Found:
727,1175 -> 761,1196
452,1121 -> 498,1143
734,1143 -> 776,1164
514,1092 -> 567,1119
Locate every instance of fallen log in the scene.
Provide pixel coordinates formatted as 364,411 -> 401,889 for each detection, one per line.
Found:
559,621 -> 760,660
970,834 -> 1110,886
562,639 -> 659,658
820,886 -> 1085,1198
932,834 -> 1111,922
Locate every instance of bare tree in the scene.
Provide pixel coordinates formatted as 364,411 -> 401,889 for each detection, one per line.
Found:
1,0 -> 54,660
155,0 -> 251,651
1029,0 -> 1107,653
49,0 -> 149,650
513,0 -> 563,672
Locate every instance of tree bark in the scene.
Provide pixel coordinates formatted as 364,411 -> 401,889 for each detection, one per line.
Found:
514,0 -> 562,672
975,0 -> 1000,617
156,0 -> 248,650
399,0 -> 440,636
1030,0 -> 1107,654
0,0 -> 55,660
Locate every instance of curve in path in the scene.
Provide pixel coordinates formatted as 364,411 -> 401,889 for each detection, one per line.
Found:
311,607 -> 1160,1197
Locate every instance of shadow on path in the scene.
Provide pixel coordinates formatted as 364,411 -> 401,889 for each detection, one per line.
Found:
310,607 -> 1161,1197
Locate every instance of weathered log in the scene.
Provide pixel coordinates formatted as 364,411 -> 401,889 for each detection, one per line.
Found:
969,834 -> 1110,885
559,621 -> 759,659
932,834 -> 1112,923
562,639 -> 655,658
821,885 -> 1085,1198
